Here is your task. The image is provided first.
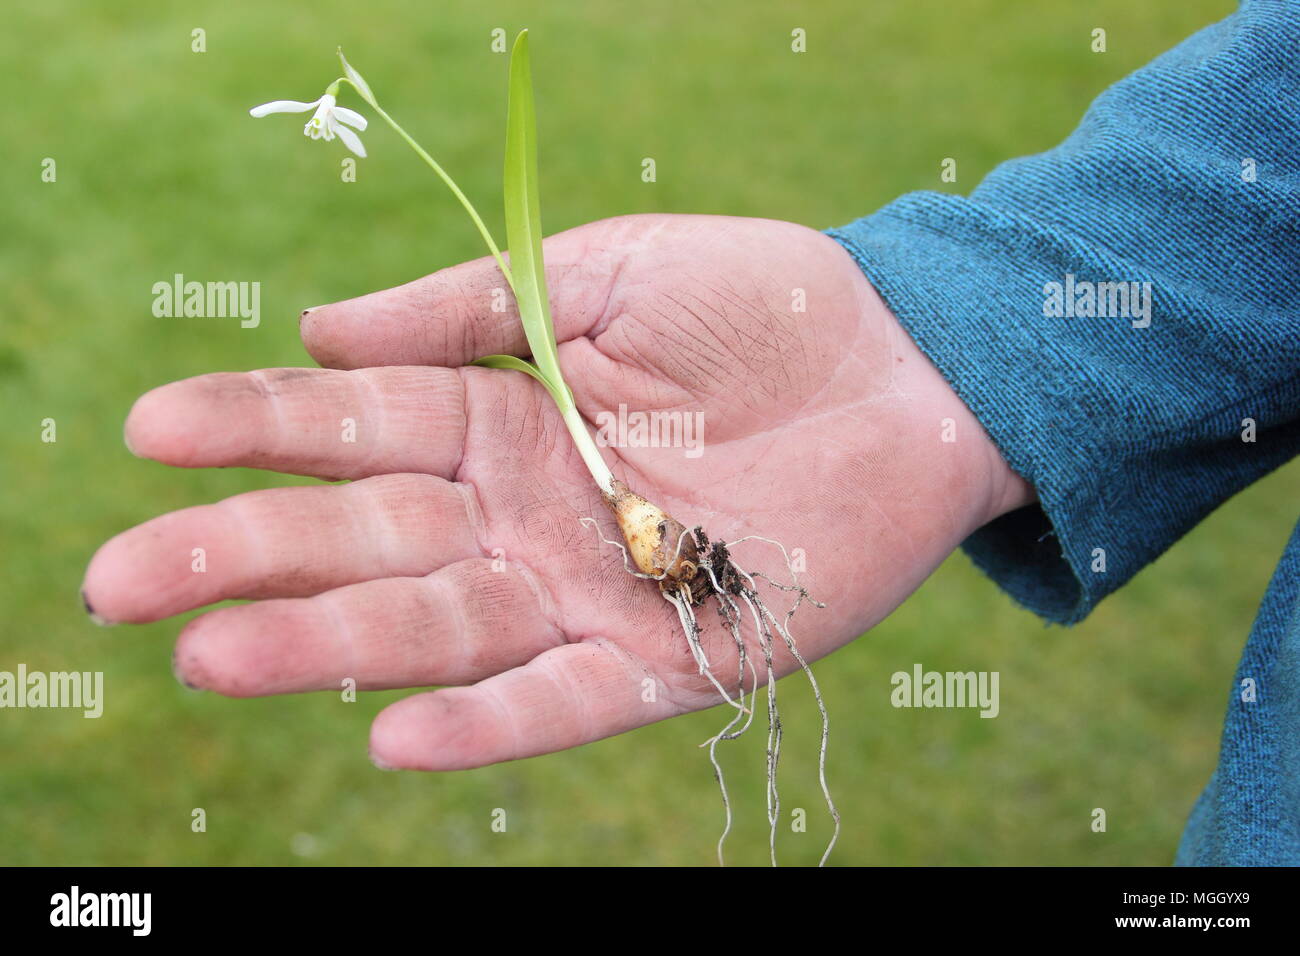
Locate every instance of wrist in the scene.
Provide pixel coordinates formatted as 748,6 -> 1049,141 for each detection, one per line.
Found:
865,276 -> 1036,535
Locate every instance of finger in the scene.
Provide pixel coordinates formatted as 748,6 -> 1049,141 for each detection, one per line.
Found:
125,366 -> 466,480
83,474 -> 483,624
172,559 -> 563,696
368,639 -> 680,770
299,218 -> 635,370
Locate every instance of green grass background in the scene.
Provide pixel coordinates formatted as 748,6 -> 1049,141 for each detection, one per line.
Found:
3,0 -> 1288,865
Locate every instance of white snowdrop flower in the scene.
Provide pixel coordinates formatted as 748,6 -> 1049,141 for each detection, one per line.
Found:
249,91 -> 368,157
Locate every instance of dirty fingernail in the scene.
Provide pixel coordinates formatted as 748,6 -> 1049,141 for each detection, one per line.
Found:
171,654 -> 203,692
82,590 -> 115,627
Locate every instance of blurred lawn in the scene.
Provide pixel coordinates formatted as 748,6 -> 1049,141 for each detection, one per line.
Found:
2,0 -> 1283,866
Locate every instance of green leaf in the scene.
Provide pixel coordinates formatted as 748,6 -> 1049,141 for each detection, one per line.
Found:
474,32 -> 614,493
501,30 -> 572,411
471,354 -> 568,406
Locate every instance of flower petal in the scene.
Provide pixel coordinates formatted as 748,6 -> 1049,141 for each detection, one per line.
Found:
249,98 -> 321,118
332,106 -> 368,131
334,123 -> 367,158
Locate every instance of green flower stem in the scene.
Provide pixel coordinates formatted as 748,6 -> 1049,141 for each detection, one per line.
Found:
337,53 -> 613,498
350,84 -> 514,291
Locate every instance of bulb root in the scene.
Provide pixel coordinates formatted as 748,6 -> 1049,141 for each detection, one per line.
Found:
584,482 -> 839,867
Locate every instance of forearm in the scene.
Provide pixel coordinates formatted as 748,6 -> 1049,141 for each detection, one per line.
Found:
828,0 -> 1300,623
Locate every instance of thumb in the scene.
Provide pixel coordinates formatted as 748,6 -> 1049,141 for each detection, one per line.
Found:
299,217 -> 632,370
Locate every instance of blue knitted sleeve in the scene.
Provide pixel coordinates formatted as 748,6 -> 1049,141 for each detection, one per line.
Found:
827,0 -> 1300,625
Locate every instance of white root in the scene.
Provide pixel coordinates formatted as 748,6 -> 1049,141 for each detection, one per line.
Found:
738,587 -> 782,866
697,559 -> 761,866
662,591 -> 745,714
733,563 -> 840,868
581,513 -> 838,867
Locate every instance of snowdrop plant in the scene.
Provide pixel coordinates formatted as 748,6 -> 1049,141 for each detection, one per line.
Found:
247,31 -> 837,867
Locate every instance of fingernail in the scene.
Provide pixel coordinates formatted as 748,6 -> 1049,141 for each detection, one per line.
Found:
122,424 -> 140,458
171,652 -> 203,692
299,305 -> 324,326
81,590 -> 115,627
369,749 -> 399,771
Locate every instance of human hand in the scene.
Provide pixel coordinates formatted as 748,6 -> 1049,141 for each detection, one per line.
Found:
84,213 -> 1032,769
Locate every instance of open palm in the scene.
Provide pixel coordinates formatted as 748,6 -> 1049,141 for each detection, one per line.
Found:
85,214 -> 1029,770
